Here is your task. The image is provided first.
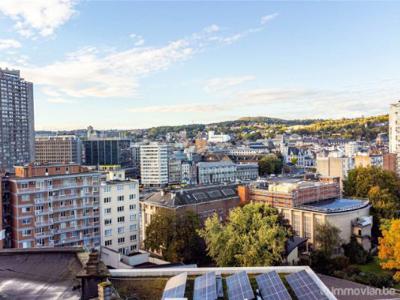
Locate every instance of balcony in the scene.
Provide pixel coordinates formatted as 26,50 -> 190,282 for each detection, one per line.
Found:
35,219 -> 54,227
34,208 -> 53,216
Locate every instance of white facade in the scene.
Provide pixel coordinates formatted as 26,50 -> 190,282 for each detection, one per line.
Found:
389,101 -> 400,174
100,179 -> 140,255
207,131 -> 231,143
197,161 -> 236,184
140,143 -> 169,186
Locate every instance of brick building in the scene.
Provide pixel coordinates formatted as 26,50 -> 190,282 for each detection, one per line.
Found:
4,163 -> 101,249
140,184 -> 241,242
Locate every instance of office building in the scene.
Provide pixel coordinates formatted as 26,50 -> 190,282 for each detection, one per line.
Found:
5,163 -> 101,249
0,69 -> 35,172
140,143 -> 169,186
35,135 -> 82,164
100,170 -> 139,255
83,138 -> 131,166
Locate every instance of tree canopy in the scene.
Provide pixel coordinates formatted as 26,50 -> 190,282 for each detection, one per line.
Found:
378,219 -> 400,281
343,166 -> 400,239
258,154 -> 283,176
314,222 -> 341,257
143,210 -> 205,263
198,203 -> 291,267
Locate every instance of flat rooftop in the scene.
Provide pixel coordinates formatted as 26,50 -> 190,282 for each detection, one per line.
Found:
299,198 -> 370,213
0,248 -> 83,299
109,266 -> 336,300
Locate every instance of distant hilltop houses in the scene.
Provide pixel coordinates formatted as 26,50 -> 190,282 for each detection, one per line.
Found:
1,68 -> 399,299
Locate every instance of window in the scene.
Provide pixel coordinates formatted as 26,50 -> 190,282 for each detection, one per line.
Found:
117,196 -> 124,202
129,204 -> 136,211
104,208 -> 111,214
130,245 -> 137,251
130,214 -> 136,221
117,206 -> 124,212
103,186 -> 111,193
103,197 -> 111,204
130,234 -> 137,241
104,229 -> 112,237
129,194 -> 136,200
129,224 -> 137,232
117,216 -> 125,223
104,219 -> 112,226
303,215 -> 312,239
21,207 -> 31,213
22,218 -> 31,225
293,214 -> 301,236
105,240 -> 112,246
118,237 -> 125,244
22,229 -> 32,236
117,184 -> 124,191
118,227 -> 124,234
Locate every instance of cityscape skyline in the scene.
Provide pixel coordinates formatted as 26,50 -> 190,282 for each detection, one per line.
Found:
0,1 -> 399,130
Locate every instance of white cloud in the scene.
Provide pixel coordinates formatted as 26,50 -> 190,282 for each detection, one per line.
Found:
203,24 -> 220,33
261,13 -> 279,25
204,75 -> 255,92
129,33 -> 145,46
47,97 -> 75,104
129,103 -> 222,113
0,39 -> 21,50
0,0 -> 78,38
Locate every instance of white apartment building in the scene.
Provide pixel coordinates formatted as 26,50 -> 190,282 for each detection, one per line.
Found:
207,131 -> 231,143
197,161 -> 236,185
140,143 -> 169,186
389,101 -> 400,175
100,173 -> 140,255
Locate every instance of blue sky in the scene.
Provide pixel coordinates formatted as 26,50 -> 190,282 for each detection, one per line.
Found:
0,1 -> 399,130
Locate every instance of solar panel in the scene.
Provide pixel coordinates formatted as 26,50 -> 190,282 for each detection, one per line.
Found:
193,272 -> 217,300
222,188 -> 236,197
162,272 -> 187,300
286,270 -> 328,300
193,192 -> 208,201
256,271 -> 291,300
226,271 -> 255,300
207,190 -> 223,198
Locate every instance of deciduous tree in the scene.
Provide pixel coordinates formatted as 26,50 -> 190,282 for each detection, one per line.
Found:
378,219 -> 400,281
199,203 -> 291,267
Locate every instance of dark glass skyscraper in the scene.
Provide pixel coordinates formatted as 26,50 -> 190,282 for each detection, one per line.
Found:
83,138 -> 131,166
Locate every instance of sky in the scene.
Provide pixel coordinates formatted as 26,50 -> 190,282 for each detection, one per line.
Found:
0,1 -> 399,130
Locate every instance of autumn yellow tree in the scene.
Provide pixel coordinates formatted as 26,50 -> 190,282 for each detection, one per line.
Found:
378,219 -> 400,281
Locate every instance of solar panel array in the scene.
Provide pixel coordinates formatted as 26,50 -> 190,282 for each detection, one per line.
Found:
193,271 -> 217,300
161,272 -> 187,300
222,188 -> 236,197
226,271 -> 255,300
256,271 -> 292,300
286,270 -> 328,300
193,192 -> 208,201
207,190 -> 223,198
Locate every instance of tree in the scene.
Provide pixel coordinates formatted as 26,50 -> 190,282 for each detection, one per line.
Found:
314,222 -> 341,257
378,219 -> 400,281
144,210 -> 205,263
198,203 -> 291,267
258,154 -> 283,176
343,167 -> 400,239
343,166 -> 400,199
343,236 -> 370,264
